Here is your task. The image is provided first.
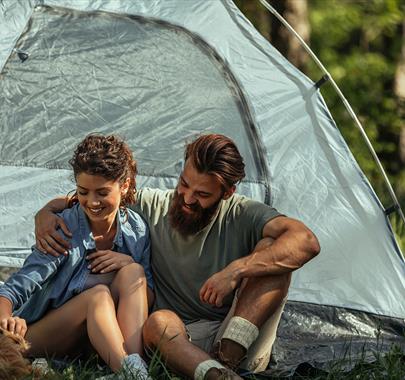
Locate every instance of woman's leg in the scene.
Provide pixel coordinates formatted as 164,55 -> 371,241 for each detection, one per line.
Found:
110,263 -> 153,355
26,285 -> 127,372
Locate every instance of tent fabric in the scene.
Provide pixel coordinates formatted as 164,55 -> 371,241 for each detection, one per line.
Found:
0,0 -> 404,374
272,301 -> 405,375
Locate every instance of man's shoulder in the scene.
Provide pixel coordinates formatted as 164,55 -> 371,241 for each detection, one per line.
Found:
223,193 -> 261,210
136,188 -> 174,207
137,187 -> 173,199
223,193 -> 280,219
130,188 -> 174,218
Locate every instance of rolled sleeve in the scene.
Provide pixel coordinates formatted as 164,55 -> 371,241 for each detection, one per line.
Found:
0,248 -> 64,311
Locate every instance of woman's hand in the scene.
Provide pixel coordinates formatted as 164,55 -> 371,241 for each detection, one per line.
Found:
86,250 -> 134,273
0,316 -> 28,338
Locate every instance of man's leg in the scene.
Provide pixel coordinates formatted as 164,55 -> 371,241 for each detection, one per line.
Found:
213,238 -> 291,372
142,310 -> 241,379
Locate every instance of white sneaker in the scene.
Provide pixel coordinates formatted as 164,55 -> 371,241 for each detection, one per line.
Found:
121,353 -> 151,380
96,353 -> 151,380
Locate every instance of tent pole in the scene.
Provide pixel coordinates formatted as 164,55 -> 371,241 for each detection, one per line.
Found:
258,0 -> 405,226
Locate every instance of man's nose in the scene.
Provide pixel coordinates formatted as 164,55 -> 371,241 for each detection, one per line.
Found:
182,190 -> 196,205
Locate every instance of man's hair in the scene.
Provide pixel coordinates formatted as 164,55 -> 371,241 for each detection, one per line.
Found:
69,134 -> 137,205
184,134 -> 245,190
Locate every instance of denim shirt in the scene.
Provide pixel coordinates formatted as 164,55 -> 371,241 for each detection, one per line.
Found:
0,204 -> 152,324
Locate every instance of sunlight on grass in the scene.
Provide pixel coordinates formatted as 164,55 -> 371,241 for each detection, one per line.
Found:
19,343 -> 404,379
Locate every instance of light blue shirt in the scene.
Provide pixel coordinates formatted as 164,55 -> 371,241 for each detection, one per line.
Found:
0,204 -> 152,324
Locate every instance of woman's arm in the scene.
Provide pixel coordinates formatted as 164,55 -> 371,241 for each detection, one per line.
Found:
0,296 -> 27,337
0,296 -> 12,320
0,249 -> 65,313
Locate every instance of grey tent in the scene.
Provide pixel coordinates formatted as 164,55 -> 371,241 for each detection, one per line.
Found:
0,0 -> 404,375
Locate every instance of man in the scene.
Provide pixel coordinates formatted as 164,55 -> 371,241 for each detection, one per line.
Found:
35,134 -> 320,379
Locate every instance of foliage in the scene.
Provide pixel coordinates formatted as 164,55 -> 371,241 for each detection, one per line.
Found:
235,0 -> 405,245
306,0 -> 405,210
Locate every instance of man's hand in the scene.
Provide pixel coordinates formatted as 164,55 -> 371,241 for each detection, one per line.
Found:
199,267 -> 240,307
0,316 -> 27,338
86,250 -> 134,273
35,208 -> 72,256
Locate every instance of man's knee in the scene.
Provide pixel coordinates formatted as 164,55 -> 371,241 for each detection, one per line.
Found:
143,310 -> 187,348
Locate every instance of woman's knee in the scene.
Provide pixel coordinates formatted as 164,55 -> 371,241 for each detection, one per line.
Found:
114,263 -> 146,287
143,310 -> 187,348
86,284 -> 114,307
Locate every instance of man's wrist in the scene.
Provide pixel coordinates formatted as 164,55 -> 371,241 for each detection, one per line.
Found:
228,259 -> 244,283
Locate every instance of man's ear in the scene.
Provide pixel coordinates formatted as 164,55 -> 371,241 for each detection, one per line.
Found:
223,185 -> 236,200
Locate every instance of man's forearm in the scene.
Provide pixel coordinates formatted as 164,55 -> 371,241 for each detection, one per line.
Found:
35,196 -> 73,255
41,196 -> 69,213
227,228 -> 320,281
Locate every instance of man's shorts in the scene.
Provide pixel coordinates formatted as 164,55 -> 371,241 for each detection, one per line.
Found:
185,293 -> 287,373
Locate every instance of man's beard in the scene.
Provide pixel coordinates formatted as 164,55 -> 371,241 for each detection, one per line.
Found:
168,191 -> 221,237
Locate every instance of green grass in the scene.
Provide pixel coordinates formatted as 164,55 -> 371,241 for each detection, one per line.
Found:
19,344 -> 404,380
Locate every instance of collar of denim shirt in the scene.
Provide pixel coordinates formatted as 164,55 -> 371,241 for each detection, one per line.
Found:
77,205 -> 125,251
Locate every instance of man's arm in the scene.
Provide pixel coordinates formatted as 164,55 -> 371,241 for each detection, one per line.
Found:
230,216 -> 320,277
35,197 -> 72,256
200,216 -> 320,306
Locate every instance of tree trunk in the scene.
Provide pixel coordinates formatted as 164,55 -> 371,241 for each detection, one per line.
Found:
395,19 -> 405,163
271,0 -> 310,71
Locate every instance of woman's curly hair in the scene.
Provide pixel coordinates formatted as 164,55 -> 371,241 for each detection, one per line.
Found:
68,134 -> 136,207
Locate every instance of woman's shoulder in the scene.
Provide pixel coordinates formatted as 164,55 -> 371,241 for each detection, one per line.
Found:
123,208 -> 148,234
56,203 -> 81,235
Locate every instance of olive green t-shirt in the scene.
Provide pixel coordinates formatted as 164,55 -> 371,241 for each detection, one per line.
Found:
130,188 -> 281,322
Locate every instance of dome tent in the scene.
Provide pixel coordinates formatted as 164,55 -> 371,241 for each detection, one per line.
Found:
0,0 -> 404,375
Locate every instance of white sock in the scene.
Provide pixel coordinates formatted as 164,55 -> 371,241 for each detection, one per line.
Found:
221,316 -> 259,350
194,359 -> 225,380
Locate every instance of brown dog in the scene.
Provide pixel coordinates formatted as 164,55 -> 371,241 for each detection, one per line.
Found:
0,327 -> 32,380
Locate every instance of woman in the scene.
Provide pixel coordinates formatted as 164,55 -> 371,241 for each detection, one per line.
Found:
0,135 -> 153,378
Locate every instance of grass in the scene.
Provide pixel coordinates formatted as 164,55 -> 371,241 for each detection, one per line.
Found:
17,343 -> 404,380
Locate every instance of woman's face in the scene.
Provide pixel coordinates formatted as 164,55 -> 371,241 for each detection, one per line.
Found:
75,173 -> 129,226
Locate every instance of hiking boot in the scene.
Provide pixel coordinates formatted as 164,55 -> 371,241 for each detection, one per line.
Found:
211,340 -> 246,371
204,367 -> 243,380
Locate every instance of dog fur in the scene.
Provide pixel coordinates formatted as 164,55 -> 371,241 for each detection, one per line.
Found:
0,327 -> 32,380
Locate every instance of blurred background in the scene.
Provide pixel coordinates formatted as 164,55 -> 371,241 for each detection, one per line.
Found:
235,0 -> 405,216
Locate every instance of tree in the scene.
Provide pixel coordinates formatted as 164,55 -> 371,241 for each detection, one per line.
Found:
307,0 -> 404,208
395,18 -> 405,162
236,0 -> 405,209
